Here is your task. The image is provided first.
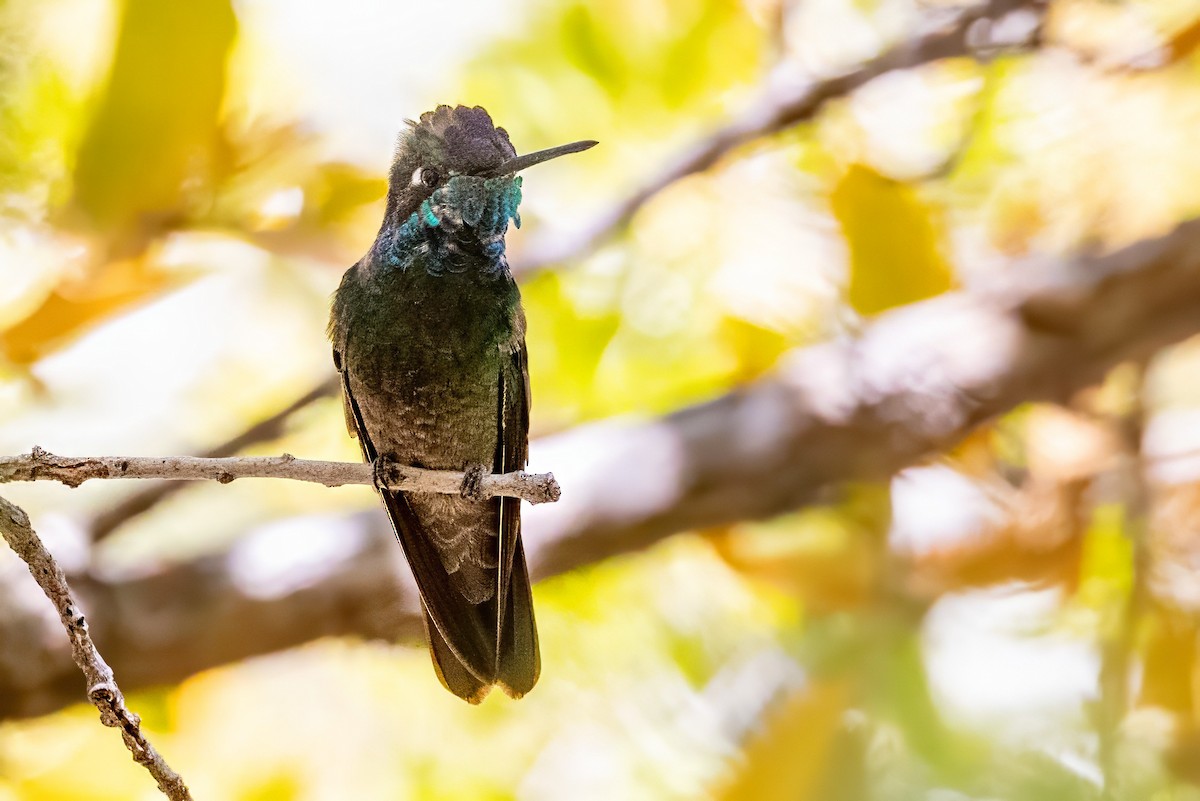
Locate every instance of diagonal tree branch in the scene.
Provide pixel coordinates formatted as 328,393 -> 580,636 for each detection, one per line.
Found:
0,494 -> 192,800
510,0 -> 1046,275
0,448 -> 561,505
527,218 -> 1200,575
5,212 -> 1200,721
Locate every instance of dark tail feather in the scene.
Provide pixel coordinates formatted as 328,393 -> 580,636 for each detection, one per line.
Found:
424,607 -> 492,704
496,542 -> 539,698
386,483 -> 539,700
337,371 -> 523,701
379,490 -> 497,678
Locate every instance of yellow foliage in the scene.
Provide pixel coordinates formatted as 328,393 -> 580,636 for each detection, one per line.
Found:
712,486 -> 891,614
1076,503 -> 1135,631
712,520 -> 879,613
70,0 -> 236,234
718,681 -> 851,801
0,256 -> 188,365
1166,16 -> 1200,63
829,164 -> 954,315
1138,605 -> 1197,715
718,316 -> 790,384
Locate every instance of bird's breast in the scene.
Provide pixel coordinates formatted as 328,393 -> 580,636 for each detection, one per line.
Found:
342,269 -> 518,472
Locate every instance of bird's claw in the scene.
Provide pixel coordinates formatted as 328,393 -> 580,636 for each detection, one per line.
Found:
372,457 -> 392,492
460,464 -> 488,501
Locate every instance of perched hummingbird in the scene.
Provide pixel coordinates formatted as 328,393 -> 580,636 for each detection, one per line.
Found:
329,105 -> 595,703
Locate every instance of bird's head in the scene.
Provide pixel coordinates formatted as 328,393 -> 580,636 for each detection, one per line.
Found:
383,105 -> 595,253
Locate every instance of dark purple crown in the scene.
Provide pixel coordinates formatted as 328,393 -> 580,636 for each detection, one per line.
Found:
392,105 -> 517,180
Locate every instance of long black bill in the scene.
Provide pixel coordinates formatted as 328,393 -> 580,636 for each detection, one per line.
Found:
482,140 -> 598,177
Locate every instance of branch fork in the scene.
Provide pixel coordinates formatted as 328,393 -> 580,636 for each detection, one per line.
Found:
0,447 -> 562,799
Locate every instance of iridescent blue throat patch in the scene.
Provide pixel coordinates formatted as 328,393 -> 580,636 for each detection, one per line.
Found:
383,175 -> 523,270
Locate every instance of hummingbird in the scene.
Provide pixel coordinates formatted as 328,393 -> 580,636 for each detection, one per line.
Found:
329,105 -> 595,703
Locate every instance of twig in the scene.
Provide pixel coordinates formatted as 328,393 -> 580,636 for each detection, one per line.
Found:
0,447 -> 561,505
0,493 -> 193,800
510,0 -> 1046,275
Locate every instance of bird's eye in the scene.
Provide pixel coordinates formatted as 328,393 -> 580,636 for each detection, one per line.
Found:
421,167 -> 441,188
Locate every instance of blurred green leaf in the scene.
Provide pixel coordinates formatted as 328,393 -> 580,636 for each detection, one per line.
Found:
999,750 -> 1102,801
560,4 -> 625,97
463,0 -> 764,151
0,17 -> 76,203
523,270 -> 621,423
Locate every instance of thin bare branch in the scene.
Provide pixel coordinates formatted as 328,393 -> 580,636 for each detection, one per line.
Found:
91,377 -> 341,541
0,494 -> 192,800
0,447 -> 561,505
511,0 -> 1046,275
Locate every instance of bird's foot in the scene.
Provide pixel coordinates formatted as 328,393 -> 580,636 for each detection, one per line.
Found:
460,464 -> 488,501
372,456 -> 393,492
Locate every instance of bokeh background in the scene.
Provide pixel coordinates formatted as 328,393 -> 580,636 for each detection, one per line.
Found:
2,0 -> 1200,798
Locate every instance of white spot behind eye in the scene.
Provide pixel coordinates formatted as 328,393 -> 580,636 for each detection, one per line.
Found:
411,168 -> 424,186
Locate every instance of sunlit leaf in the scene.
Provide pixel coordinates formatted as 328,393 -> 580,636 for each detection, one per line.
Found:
1167,726 -> 1200,787
712,514 -> 878,614
559,4 -> 625,97
1165,16 -> 1200,65
1137,604 -> 1195,715
946,57 -> 1023,188
718,681 -> 851,801
909,489 -> 1084,595
0,25 -> 77,201
462,0 -> 764,156
1076,503 -> 1135,633
305,163 -> 387,227
830,164 -> 954,315
719,316 -> 790,384
0,256 -> 186,365
522,270 -> 620,424
71,0 -> 236,234
240,773 -> 302,801
713,485 -> 890,614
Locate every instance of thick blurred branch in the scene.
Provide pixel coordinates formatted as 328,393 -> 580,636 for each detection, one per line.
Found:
0,448 -> 561,505
528,217 -> 1200,576
511,0 -> 1045,274
6,213 -> 1200,720
0,495 -> 192,800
